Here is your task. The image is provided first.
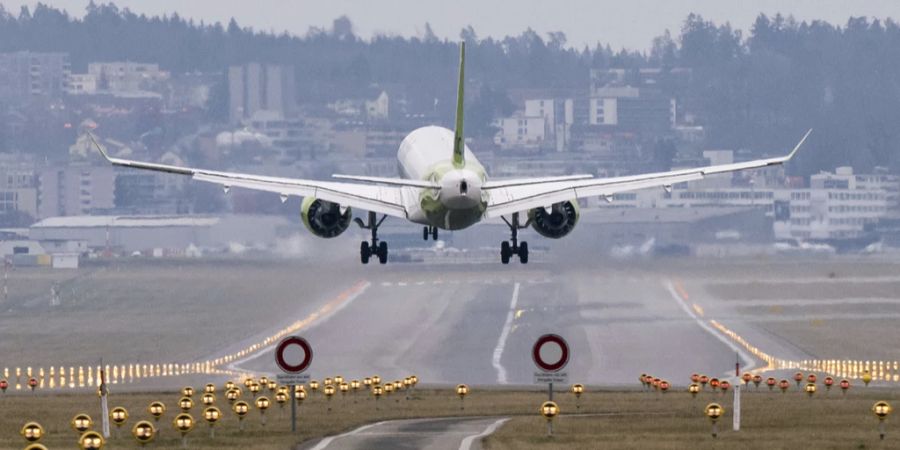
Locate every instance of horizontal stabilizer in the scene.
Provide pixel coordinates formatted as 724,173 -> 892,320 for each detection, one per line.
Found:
483,174 -> 594,189
332,174 -> 441,189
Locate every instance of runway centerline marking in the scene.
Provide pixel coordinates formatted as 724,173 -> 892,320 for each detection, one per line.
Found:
492,282 -> 520,384
665,279 -> 757,375
459,417 -> 510,450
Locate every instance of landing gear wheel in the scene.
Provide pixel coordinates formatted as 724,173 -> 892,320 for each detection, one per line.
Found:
500,241 -> 511,264
423,226 -> 429,241
431,227 -> 438,240
356,212 -> 388,265
377,242 -> 388,264
500,212 -> 530,265
360,241 -> 370,264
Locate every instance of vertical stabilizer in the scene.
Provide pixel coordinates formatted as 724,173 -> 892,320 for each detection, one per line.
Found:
452,42 -> 466,168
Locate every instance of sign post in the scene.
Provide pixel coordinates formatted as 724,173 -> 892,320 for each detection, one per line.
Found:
533,334 -> 569,437
99,360 -> 110,439
733,354 -> 741,432
274,336 -> 312,433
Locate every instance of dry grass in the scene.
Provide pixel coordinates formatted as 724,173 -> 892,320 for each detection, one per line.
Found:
3,386 -> 899,449
484,387 -> 900,450
0,259 -> 359,367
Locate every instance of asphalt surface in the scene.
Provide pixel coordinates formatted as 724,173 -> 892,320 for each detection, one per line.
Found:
301,416 -> 508,450
235,263 -> 793,385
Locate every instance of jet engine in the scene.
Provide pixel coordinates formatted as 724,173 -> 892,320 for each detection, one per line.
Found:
529,200 -> 579,239
301,197 -> 352,238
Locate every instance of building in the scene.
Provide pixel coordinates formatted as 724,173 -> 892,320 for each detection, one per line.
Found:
494,114 -> 546,150
67,73 -> 98,94
37,165 -> 116,218
365,91 -> 390,120
0,51 -> 70,105
29,215 -> 291,253
587,162 -> 895,246
86,62 -> 169,93
524,98 -> 574,152
589,87 -> 674,132
228,63 -> 296,124
0,158 -> 39,221
773,167 -> 895,241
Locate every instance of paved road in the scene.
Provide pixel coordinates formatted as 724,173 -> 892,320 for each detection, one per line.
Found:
236,263 -> 777,385
300,416 -> 509,450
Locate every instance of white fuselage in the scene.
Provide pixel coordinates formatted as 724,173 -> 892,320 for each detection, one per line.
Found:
397,126 -> 488,230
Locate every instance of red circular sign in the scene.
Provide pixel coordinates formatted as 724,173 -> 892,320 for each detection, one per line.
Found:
275,336 -> 312,374
532,334 -> 569,372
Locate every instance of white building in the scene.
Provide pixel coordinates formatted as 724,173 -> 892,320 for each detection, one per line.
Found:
67,73 -> 98,94
494,114 -> 546,150
524,98 -> 574,151
773,167 -> 895,240
366,91 -> 390,120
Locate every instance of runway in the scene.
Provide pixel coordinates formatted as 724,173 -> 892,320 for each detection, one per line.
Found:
301,417 -> 509,450
235,263 -> 790,385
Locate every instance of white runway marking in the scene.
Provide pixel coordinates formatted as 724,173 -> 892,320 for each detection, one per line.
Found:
664,280 -> 757,376
309,421 -> 385,450
732,297 -> 900,306
492,282 -> 520,384
458,418 -> 510,450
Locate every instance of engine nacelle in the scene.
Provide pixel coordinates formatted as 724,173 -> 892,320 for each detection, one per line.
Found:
529,200 -> 579,239
301,197 -> 352,238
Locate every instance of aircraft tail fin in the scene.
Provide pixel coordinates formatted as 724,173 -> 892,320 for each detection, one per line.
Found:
452,42 -> 465,169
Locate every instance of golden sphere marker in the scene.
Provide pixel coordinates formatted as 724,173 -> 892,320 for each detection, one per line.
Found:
20,422 -> 44,443
540,401 -> 559,436
705,403 -> 724,438
131,420 -> 155,446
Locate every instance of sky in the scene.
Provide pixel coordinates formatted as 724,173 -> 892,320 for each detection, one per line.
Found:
3,0 -> 900,51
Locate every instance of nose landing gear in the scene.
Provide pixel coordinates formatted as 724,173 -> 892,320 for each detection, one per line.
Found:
355,211 -> 388,264
500,212 -> 529,264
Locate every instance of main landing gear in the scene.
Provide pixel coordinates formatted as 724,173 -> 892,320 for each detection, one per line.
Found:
500,212 -> 529,264
354,211 -> 388,264
423,226 -> 438,241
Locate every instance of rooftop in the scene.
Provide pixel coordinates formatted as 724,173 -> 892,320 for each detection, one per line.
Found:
32,215 -> 220,229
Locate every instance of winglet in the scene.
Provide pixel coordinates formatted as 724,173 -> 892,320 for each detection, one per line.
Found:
452,42 -> 466,169
786,128 -> 812,160
87,131 -> 113,162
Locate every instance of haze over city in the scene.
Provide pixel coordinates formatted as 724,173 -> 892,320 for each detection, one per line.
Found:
4,0 -> 900,50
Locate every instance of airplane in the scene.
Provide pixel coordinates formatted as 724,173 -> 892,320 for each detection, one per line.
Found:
89,42 -> 812,265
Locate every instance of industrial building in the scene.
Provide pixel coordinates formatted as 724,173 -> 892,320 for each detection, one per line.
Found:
29,215 -> 292,254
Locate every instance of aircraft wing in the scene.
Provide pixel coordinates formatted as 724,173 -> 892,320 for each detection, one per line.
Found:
483,129 -> 811,218
88,133 -> 408,219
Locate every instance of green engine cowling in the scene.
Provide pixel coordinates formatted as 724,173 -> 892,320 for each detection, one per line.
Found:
301,197 -> 352,238
528,200 -> 579,239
